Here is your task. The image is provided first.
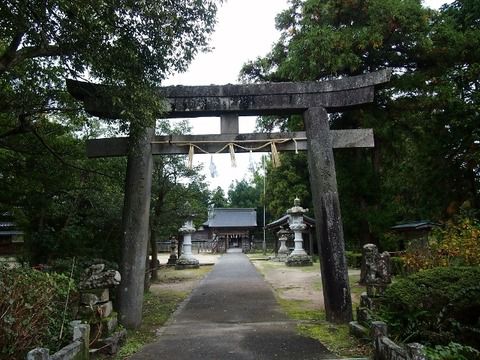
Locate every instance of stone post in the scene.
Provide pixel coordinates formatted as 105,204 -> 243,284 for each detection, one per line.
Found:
176,203 -> 200,269
27,348 -> 49,360
167,236 -> 178,266
304,106 -> 352,323
286,198 -> 313,267
277,226 -> 290,261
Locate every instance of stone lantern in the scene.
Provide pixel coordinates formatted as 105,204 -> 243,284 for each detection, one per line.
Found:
167,236 -> 178,266
276,226 -> 290,261
175,202 -> 200,270
286,198 -> 312,266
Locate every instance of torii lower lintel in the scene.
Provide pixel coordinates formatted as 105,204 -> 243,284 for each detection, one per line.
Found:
85,129 -> 374,157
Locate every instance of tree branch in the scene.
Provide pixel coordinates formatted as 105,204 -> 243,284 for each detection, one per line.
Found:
0,32 -> 24,72
0,44 -> 72,74
31,128 -> 117,180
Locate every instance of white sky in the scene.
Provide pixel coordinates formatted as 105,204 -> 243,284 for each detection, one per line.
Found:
163,0 -> 452,192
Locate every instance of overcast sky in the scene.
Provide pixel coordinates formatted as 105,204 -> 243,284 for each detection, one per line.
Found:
163,0 -> 453,192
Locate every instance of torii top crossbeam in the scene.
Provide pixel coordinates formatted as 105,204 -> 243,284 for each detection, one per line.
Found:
66,69 -> 391,119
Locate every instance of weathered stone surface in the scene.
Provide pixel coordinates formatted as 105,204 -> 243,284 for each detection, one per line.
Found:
304,106 -> 352,323
364,244 -> 392,297
78,265 -> 120,290
49,340 -> 84,360
27,348 -> 49,360
80,288 -> 109,305
175,257 -> 200,270
97,301 -> 113,318
95,329 -> 127,355
349,321 -> 369,339
286,254 -> 313,267
67,70 -> 391,119
86,129 -> 374,158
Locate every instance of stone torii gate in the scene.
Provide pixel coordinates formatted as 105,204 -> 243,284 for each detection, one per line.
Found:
67,69 -> 391,328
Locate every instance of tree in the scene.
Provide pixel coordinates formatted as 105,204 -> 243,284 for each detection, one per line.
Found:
241,0 -> 480,250
228,179 -> 261,208
1,1 -> 220,132
1,1 -> 222,329
0,119 -> 126,263
209,186 -> 228,208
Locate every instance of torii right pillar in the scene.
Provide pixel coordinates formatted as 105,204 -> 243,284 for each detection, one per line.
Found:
304,106 -> 352,323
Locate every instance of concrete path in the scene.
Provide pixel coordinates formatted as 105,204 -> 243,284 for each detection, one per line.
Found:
132,251 -> 336,359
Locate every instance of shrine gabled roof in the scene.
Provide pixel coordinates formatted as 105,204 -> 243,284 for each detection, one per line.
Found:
390,221 -> 438,232
204,208 -> 257,228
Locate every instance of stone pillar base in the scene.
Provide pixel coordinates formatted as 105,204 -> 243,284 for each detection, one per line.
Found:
270,253 -> 289,262
175,257 -> 199,270
167,255 -> 177,266
286,254 -> 313,267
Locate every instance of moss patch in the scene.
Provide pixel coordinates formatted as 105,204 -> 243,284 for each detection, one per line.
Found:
154,265 -> 212,283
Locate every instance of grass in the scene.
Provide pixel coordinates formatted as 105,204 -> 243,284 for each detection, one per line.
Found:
276,294 -> 371,358
253,260 -> 370,358
113,266 -> 212,359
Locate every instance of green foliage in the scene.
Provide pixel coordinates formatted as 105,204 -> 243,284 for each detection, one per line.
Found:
228,179 -> 261,208
379,266 -> 480,348
426,342 -> 480,360
345,251 -> 362,269
404,214 -> 480,271
240,0 -> 480,251
390,256 -> 406,276
209,186 -> 228,208
0,265 -> 77,359
264,153 -> 312,220
0,122 -> 126,263
0,1 -> 221,263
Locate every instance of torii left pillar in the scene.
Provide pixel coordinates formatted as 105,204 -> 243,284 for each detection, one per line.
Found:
117,124 -> 155,329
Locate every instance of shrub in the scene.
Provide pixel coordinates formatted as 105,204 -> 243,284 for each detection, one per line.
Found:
426,342 -> 480,360
390,256 -> 406,276
378,266 -> 480,349
0,265 -> 77,359
404,216 -> 480,272
346,251 -> 362,268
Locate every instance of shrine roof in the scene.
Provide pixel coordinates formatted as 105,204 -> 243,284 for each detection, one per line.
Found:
204,208 -> 257,228
390,221 -> 438,232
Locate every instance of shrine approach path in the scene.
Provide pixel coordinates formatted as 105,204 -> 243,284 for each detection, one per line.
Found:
131,250 -> 337,360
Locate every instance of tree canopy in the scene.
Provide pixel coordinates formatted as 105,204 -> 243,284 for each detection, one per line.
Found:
0,1 -> 221,263
241,0 -> 480,250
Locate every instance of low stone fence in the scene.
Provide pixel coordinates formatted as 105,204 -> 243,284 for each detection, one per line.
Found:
27,322 -> 90,360
371,322 -> 425,360
348,243 -> 426,360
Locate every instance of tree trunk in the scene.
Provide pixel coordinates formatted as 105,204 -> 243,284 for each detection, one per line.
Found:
118,125 -> 154,329
304,107 -> 353,324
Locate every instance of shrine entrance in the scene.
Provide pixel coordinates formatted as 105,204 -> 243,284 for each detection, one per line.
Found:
67,69 -> 391,328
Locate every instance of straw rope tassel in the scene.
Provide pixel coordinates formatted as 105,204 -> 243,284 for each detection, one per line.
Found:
292,138 -> 299,154
188,144 -> 194,169
248,150 -> 255,172
271,142 -> 281,167
209,155 -> 218,177
229,143 -> 237,167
